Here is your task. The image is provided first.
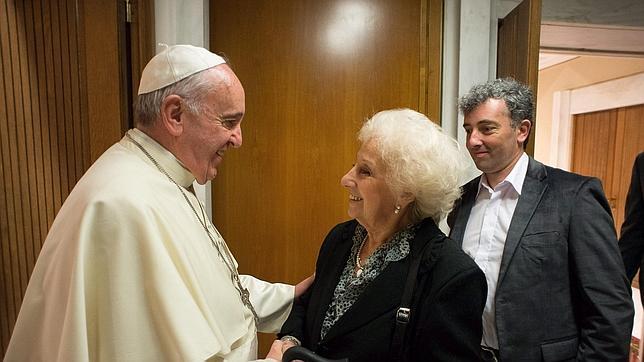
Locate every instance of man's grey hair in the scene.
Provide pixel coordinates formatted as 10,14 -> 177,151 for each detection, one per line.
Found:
458,77 -> 534,128
135,69 -> 216,127
358,108 -> 468,224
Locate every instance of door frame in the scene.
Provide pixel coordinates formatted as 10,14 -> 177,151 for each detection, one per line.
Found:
550,71 -> 644,170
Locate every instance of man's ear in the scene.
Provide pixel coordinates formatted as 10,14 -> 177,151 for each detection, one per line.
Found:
516,119 -> 531,144
160,95 -> 184,137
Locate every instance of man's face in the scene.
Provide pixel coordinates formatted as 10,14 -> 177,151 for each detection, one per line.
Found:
462,98 -> 528,184
180,66 -> 245,184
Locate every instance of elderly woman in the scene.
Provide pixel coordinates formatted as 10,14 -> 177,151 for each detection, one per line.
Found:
279,109 -> 486,362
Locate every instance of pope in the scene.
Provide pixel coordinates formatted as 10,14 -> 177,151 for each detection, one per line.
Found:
5,44 -> 313,362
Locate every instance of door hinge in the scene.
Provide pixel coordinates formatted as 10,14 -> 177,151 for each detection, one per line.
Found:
126,0 -> 132,23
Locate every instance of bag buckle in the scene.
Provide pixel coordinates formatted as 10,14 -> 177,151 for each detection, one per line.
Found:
396,307 -> 411,323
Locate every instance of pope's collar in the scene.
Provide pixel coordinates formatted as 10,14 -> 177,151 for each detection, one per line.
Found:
125,128 -> 195,188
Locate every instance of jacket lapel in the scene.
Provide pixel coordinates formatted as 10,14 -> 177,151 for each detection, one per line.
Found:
320,220 -> 438,343
497,158 -> 548,286
449,177 -> 480,246
309,223 -> 355,344
321,259 -> 408,343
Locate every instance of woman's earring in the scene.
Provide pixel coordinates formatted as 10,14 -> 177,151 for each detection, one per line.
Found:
394,205 -> 401,214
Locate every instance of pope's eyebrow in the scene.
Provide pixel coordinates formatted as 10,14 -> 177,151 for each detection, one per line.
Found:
219,112 -> 244,121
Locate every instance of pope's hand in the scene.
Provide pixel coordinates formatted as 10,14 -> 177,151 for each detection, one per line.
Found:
266,339 -> 285,361
294,273 -> 315,299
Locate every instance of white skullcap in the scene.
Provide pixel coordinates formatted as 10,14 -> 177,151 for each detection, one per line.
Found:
137,44 -> 226,95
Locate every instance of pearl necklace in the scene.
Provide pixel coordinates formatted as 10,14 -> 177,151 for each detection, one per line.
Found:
355,234 -> 368,277
126,132 -> 259,324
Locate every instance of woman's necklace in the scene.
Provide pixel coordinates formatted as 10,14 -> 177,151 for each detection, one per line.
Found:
355,234 -> 368,277
126,133 -> 259,324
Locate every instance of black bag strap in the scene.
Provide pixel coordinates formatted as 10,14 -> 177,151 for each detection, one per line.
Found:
388,234 -> 443,361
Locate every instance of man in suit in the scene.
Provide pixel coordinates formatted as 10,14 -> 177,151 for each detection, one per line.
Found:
620,152 -> 644,304
448,78 -> 634,361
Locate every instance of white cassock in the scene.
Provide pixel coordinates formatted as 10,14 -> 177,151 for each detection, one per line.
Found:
5,129 -> 293,362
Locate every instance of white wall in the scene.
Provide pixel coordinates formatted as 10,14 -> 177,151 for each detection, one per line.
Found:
154,0 -> 213,219
535,55 -> 644,168
442,0 -> 506,185
440,0 -> 505,231
155,0 -> 209,52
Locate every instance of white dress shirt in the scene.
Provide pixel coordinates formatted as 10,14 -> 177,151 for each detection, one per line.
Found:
462,153 -> 529,349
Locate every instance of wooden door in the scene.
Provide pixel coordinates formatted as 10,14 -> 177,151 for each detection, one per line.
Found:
497,0 -> 541,156
571,104 -> 644,234
0,0 -> 153,354
210,0 -> 443,353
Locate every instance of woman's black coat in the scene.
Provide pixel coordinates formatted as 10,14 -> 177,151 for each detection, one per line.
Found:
279,218 -> 487,362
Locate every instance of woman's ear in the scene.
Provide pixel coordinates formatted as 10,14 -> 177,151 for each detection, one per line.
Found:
398,191 -> 415,209
160,95 -> 184,137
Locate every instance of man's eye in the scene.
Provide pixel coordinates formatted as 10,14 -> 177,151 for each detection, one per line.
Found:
358,168 -> 371,176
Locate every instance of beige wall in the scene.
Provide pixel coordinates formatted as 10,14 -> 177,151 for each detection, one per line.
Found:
535,55 -> 644,164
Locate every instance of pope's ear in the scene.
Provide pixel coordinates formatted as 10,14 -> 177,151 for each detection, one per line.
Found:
160,95 -> 184,136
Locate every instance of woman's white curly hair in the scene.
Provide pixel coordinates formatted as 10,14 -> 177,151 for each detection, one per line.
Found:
358,108 -> 467,223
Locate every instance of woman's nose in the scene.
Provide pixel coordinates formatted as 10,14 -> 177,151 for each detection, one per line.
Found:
340,167 -> 354,188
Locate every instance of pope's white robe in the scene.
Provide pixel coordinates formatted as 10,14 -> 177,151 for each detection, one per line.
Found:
5,129 -> 293,361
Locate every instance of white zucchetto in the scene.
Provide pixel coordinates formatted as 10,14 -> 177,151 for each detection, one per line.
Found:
137,44 -> 226,95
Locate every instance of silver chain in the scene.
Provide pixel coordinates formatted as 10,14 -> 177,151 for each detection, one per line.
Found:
126,133 -> 259,324
355,234 -> 368,277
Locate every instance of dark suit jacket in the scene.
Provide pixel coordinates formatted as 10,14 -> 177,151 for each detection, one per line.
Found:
448,157 -> 633,361
620,152 -> 644,304
279,218 -> 486,362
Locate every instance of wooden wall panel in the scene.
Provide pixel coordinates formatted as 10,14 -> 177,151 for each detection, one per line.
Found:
614,104 -> 644,233
1,0 -> 31,350
0,0 -> 88,353
83,0 -> 124,162
497,0 -> 541,88
497,0 -> 541,156
128,0 -> 156,129
0,0 -> 126,355
572,104 -> 644,234
210,0 -> 442,353
572,109 -> 617,187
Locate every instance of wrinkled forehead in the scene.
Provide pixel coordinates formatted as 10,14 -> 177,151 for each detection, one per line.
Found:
203,67 -> 245,117
357,139 -> 386,168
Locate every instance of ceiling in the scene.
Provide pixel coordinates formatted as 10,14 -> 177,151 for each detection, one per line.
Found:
499,0 -> 644,27
538,54 -> 578,70
540,23 -> 644,56
499,0 -> 644,69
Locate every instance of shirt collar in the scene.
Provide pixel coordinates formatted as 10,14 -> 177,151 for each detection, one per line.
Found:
477,152 -> 529,195
122,128 -> 196,188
